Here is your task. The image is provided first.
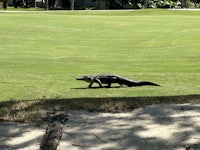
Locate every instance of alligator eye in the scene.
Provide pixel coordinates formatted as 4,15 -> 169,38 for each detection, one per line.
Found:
83,76 -> 88,79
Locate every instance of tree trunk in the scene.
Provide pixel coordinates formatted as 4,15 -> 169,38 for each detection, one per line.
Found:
180,0 -> 185,8
95,0 -> 107,10
46,0 -> 49,10
34,0 -> 37,8
144,0 -> 148,8
54,0 -> 62,8
40,114 -> 68,150
70,0 -> 74,10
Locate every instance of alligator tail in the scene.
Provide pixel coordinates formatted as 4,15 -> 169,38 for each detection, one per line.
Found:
127,81 -> 160,87
138,81 -> 160,86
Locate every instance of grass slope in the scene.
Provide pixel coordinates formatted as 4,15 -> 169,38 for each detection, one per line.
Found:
0,9 -> 200,101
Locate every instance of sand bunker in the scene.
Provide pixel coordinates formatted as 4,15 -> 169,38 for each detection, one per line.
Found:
1,103 -> 200,150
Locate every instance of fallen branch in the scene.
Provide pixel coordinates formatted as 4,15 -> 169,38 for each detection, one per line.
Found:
93,134 -> 107,143
40,113 -> 68,150
72,143 -> 98,147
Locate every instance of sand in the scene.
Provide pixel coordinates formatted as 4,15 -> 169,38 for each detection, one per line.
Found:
1,103 -> 200,150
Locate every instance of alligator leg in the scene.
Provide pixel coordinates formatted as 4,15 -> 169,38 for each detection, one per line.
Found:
107,83 -> 111,88
88,83 -> 94,88
88,78 -> 103,88
95,78 -> 103,88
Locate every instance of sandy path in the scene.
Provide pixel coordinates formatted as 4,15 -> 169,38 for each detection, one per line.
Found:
1,103 -> 200,150
0,122 -> 45,150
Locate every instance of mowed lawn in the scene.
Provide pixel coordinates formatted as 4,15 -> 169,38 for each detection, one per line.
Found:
0,10 -> 199,101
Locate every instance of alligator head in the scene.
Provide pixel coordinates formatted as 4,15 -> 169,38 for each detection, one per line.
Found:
76,75 -> 94,83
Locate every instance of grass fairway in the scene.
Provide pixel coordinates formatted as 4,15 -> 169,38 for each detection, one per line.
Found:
0,9 -> 200,101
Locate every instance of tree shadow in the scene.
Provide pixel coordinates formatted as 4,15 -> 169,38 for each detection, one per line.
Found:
0,121 -> 45,150
0,94 -> 200,149
60,103 -> 200,150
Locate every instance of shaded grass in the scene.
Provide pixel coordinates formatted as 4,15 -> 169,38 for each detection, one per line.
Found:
0,95 -> 200,124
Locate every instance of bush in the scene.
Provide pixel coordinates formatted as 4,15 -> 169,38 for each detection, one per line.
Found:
148,0 -> 181,8
181,0 -> 200,8
195,3 -> 200,7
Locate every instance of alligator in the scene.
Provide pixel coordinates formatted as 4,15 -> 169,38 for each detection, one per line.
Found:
76,74 -> 160,88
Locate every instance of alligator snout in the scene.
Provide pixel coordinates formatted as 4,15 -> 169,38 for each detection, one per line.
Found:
76,77 -> 83,80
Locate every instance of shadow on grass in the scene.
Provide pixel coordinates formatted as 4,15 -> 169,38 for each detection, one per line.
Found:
0,94 -> 200,149
71,86 -> 122,89
0,94 -> 200,122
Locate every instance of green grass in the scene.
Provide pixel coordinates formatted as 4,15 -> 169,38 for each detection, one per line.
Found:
0,9 -> 200,101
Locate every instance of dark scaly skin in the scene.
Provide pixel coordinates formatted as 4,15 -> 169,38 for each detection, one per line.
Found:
76,74 -> 160,88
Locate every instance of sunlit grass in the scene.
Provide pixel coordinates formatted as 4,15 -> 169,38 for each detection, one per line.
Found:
0,9 -> 200,101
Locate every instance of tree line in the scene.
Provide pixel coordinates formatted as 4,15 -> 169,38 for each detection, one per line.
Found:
94,0 -> 200,9
1,0 -> 200,10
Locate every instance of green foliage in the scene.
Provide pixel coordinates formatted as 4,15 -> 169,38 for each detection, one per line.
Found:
107,0 -> 199,9
148,0 -> 182,8
184,0 -> 200,8
2,0 -> 200,9
0,0 -> 7,4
